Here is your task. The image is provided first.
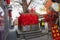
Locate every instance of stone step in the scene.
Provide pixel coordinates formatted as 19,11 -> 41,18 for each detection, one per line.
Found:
24,33 -> 48,39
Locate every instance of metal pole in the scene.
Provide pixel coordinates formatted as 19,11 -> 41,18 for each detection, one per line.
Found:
58,5 -> 60,30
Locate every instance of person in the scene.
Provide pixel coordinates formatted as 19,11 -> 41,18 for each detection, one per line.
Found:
0,7 -> 4,40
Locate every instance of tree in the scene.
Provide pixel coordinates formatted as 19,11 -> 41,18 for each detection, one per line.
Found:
21,0 -> 32,13
18,0 -> 33,13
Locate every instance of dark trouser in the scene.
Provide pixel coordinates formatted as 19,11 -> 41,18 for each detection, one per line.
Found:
6,31 -> 17,40
0,30 -> 4,40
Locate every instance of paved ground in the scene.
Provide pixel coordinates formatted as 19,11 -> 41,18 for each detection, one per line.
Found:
7,30 -> 52,40
6,31 -> 17,40
18,34 -> 52,40
29,35 -> 52,40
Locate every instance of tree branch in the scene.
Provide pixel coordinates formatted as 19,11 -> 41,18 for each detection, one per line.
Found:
22,0 -> 28,13
20,3 -> 23,6
14,1 -> 23,6
28,0 -> 32,6
21,0 -> 33,13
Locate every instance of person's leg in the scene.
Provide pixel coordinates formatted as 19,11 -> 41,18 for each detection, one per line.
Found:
0,32 -> 2,40
1,31 -> 4,40
7,31 -> 17,40
0,30 -> 4,40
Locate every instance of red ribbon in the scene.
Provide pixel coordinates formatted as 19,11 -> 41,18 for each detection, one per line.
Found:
18,13 -> 38,26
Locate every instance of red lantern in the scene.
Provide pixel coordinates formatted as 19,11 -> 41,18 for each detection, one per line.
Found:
6,0 -> 10,5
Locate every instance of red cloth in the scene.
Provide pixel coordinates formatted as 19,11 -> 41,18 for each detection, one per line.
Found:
18,13 -> 38,26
